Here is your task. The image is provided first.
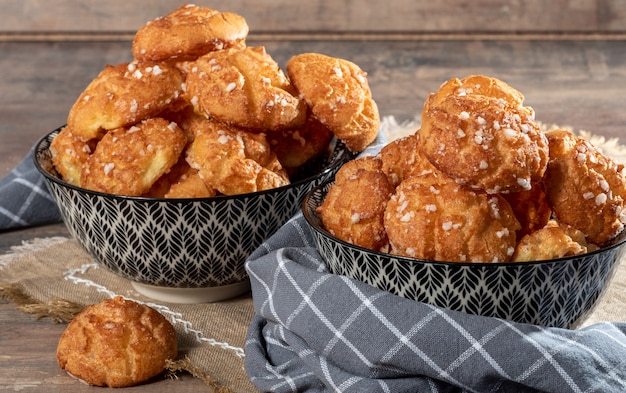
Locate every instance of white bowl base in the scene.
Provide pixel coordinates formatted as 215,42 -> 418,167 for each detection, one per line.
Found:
131,280 -> 251,304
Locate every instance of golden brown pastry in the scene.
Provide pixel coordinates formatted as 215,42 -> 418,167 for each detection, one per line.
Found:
185,46 -> 306,132
543,128 -> 626,246
286,53 -> 380,153
268,113 -> 334,175
317,156 -> 394,251
419,75 -> 549,194
378,131 -> 442,187
158,102 -> 205,144
332,155 -> 382,184
56,296 -> 177,388
185,118 -> 289,195
81,118 -> 187,196
549,220 -> 599,253
54,5 -> 382,199
512,224 -> 589,262
429,74 -> 525,108
132,4 -> 249,62
145,158 -> 216,199
502,182 -> 552,239
50,125 -> 100,187
164,169 -> 216,199
68,61 -> 185,141
384,175 -> 520,262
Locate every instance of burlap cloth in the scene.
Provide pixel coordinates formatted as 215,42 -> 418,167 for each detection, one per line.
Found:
0,237 -> 256,392
1,118 -> 625,392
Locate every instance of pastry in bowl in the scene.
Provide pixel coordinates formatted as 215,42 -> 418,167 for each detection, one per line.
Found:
35,4 -> 372,302
384,175 -> 519,263
304,178 -> 626,328
185,46 -> 307,132
420,75 -> 549,194
35,126 -> 350,303
303,74 -> 626,328
132,4 -> 249,62
317,156 -> 394,252
543,128 -> 626,246
67,61 -> 185,143
315,76 -> 626,264
287,53 -> 380,153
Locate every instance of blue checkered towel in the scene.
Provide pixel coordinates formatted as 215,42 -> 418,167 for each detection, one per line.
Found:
0,149 -> 62,230
244,214 -> 626,393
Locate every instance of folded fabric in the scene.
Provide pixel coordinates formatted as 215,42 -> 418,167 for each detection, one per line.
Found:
244,213 -> 626,393
0,149 -> 62,231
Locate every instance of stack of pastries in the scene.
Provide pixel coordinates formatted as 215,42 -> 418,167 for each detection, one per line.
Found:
318,75 -> 626,262
50,4 -> 379,198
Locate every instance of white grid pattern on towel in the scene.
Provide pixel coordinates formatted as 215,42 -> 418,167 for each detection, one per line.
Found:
244,213 -> 626,393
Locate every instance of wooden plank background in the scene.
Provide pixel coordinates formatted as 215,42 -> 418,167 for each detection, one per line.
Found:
1,0 -> 626,37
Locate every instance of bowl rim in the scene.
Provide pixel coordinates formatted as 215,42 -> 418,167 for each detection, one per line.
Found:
302,178 -> 626,267
34,125 -> 352,203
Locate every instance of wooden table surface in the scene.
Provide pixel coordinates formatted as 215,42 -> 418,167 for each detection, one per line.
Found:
2,34 -> 626,391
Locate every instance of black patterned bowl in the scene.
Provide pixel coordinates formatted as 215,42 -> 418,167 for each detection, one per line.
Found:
303,180 -> 626,328
34,127 -> 350,303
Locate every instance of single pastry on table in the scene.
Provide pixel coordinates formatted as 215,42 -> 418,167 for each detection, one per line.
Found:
543,128 -> 626,246
56,296 -> 177,388
419,74 -> 549,194
286,52 -> 380,153
132,3 -> 249,62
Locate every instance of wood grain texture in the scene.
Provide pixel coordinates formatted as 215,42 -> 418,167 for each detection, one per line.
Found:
1,38 -> 625,178
1,0 -> 626,34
